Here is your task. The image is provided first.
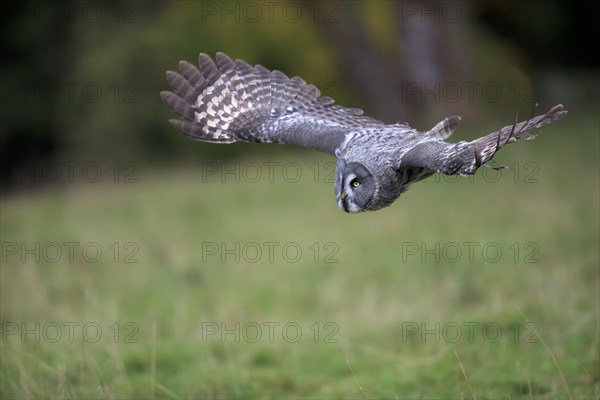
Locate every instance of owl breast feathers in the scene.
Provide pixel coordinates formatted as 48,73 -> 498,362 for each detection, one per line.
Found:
161,52 -> 567,212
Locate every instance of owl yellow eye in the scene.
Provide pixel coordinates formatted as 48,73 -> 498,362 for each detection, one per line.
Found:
352,180 -> 360,188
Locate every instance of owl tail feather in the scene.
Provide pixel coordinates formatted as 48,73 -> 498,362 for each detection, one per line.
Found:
463,104 -> 567,174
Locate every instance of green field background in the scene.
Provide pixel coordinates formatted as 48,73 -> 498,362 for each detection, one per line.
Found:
2,113 -> 598,397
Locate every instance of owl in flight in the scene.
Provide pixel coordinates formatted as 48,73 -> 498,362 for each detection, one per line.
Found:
161,52 -> 567,213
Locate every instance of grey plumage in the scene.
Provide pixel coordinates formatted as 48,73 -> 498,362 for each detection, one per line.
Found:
161,52 -> 568,213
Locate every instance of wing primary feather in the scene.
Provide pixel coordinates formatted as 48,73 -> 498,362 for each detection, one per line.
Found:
166,71 -> 199,103
198,53 -> 220,84
162,52 -> 388,153
160,91 -> 195,121
178,61 -> 205,89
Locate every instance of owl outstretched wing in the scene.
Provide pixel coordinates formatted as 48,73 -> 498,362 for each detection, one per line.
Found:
160,52 -> 386,156
398,104 -> 567,175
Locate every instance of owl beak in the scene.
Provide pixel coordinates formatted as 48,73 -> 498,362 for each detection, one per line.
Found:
340,193 -> 349,213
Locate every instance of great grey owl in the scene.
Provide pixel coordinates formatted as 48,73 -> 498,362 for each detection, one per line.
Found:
161,52 -> 567,213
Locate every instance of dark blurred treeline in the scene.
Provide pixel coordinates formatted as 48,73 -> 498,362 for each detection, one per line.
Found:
1,0 -> 598,191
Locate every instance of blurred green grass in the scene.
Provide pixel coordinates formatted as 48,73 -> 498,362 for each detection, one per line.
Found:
1,113 -> 598,398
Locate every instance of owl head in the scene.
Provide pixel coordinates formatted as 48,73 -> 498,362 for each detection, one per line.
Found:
335,159 -> 379,213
